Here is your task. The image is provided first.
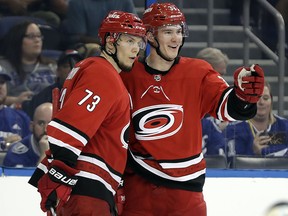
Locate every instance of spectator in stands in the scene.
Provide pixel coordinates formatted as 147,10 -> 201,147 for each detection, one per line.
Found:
225,81 -> 288,157
61,0 -> 137,48
0,21 -> 57,107
3,102 -> 52,167
202,116 -> 226,156
196,48 -> 229,155
0,67 -> 31,151
0,0 -> 68,27
196,47 -> 229,131
196,47 -> 229,76
21,49 -> 83,119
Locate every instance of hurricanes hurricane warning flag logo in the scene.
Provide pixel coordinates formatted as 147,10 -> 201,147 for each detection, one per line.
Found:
132,104 -> 183,140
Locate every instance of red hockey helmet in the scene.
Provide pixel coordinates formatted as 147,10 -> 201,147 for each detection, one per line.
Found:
98,10 -> 147,46
143,3 -> 189,37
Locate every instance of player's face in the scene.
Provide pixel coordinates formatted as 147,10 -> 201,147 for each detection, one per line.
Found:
255,86 -> 271,119
156,25 -> 183,60
116,34 -> 146,71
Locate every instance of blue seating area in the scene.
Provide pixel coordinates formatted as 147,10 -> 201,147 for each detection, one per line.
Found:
0,16 -> 63,52
41,49 -> 62,61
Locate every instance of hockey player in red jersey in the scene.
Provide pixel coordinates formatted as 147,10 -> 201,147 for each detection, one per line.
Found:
28,11 -> 146,216
120,3 -> 265,216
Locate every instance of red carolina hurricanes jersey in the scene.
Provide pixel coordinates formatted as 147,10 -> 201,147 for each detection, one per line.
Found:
29,57 -> 130,207
120,57 -> 232,192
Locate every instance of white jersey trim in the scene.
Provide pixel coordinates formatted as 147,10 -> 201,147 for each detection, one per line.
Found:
37,162 -> 48,174
78,155 -> 122,183
76,170 -> 116,195
217,88 -> 236,121
130,150 -> 206,182
48,136 -> 81,156
158,153 -> 204,169
49,120 -> 88,146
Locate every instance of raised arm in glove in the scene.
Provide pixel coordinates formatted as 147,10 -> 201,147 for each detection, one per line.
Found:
234,64 -> 265,104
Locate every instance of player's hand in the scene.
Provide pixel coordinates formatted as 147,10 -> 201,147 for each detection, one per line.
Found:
37,160 -> 79,212
233,64 -> 264,103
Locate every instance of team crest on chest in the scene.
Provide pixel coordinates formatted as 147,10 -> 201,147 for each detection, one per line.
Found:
132,104 -> 183,140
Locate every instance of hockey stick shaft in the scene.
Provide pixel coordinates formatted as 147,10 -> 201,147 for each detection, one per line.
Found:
52,87 -> 60,118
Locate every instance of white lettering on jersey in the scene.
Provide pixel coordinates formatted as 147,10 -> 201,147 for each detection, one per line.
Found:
59,88 -> 67,109
132,104 -> 183,140
78,89 -> 101,112
67,67 -> 80,80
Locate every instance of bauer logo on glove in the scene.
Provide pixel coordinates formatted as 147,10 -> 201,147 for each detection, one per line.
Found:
234,64 -> 265,103
37,160 -> 79,213
49,167 -> 78,186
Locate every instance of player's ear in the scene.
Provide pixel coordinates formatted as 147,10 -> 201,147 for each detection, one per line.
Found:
147,31 -> 156,44
105,36 -> 116,54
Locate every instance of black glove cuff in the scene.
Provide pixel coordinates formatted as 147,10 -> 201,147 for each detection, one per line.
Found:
227,89 -> 257,120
